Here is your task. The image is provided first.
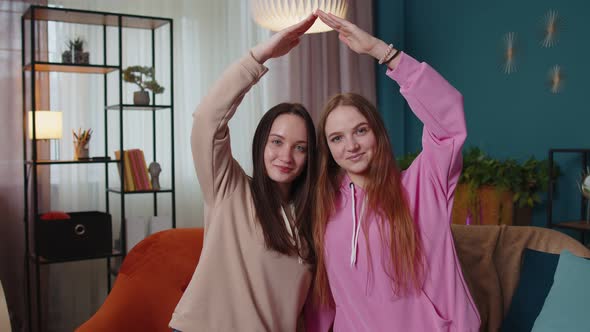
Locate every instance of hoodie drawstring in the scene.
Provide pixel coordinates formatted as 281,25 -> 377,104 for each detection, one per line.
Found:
281,205 -> 303,264
350,183 -> 366,267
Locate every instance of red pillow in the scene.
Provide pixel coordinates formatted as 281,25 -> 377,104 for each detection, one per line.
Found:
40,211 -> 71,220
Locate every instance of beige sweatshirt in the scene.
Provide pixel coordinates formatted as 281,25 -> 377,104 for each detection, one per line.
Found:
169,53 -> 312,332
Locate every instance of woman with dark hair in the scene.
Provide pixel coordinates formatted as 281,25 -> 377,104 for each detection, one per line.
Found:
305,10 -> 480,331
169,14 -> 318,332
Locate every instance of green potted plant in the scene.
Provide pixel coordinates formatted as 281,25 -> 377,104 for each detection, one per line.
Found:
453,147 -> 514,225
510,158 -> 559,225
397,147 -> 558,226
122,66 -> 165,105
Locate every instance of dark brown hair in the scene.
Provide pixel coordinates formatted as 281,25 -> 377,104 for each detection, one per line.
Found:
313,93 -> 424,305
251,103 -> 316,264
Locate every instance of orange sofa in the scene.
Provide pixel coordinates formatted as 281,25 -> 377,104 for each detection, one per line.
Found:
78,225 -> 590,331
77,228 -> 203,332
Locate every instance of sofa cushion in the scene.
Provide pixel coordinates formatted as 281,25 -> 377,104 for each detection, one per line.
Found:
531,250 -> 590,332
501,249 -> 559,332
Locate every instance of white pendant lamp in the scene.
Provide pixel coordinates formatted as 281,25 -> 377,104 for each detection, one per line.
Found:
251,0 -> 348,34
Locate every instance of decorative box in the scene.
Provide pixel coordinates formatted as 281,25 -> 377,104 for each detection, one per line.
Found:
37,211 -> 112,260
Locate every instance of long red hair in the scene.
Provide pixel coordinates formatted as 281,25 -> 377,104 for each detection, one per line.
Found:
313,93 -> 424,305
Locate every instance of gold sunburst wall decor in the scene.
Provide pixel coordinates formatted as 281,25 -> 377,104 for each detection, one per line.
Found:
548,65 -> 563,94
503,32 -> 517,74
541,9 -> 560,48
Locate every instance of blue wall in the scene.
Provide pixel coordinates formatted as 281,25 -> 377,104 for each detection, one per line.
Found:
375,0 -> 590,228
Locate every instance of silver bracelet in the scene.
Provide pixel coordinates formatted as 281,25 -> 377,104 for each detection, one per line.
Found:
383,49 -> 401,65
378,44 -> 394,65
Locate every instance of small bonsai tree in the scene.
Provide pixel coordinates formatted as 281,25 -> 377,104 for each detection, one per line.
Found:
122,66 -> 165,94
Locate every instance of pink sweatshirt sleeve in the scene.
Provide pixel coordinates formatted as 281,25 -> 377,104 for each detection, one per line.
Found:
388,52 -> 466,203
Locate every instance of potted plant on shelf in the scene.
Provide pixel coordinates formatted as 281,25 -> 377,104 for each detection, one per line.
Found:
61,44 -> 72,63
62,37 -> 89,64
72,37 -> 89,64
122,66 -> 165,105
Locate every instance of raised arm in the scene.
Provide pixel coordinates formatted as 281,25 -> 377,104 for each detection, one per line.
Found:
389,54 -> 466,200
192,14 -> 318,208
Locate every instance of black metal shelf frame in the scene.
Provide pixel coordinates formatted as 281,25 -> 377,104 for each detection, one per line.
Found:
32,250 -> 124,265
21,5 -> 176,331
105,104 -> 172,111
547,148 -> 590,239
26,159 -> 119,165
107,188 -> 174,194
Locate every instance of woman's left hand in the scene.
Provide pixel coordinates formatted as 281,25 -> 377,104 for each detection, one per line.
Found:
316,9 -> 398,65
315,10 -> 379,56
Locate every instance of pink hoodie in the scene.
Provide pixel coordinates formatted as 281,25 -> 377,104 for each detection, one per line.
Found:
305,53 -> 481,331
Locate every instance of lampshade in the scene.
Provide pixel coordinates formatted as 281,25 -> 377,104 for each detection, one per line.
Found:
28,111 -> 63,140
251,0 -> 348,34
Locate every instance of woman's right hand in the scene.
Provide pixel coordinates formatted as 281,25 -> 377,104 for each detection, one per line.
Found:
251,13 -> 318,64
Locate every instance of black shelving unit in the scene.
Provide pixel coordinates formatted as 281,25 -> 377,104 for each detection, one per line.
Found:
547,148 -> 590,242
21,6 -> 175,331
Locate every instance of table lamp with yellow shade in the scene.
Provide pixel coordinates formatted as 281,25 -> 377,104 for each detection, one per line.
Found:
28,110 -> 62,140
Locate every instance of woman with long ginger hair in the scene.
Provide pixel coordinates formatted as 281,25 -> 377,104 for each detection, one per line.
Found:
305,10 -> 480,331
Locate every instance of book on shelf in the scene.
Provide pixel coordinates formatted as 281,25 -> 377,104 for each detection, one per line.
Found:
129,150 -> 143,191
115,149 -> 152,192
132,149 -> 152,191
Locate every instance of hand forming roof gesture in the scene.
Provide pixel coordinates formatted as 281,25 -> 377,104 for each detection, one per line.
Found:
251,13 -> 318,64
